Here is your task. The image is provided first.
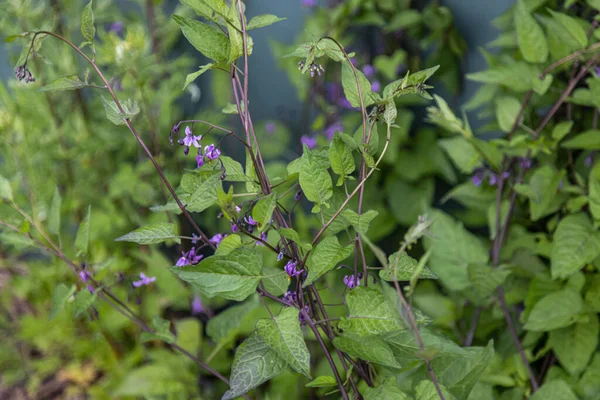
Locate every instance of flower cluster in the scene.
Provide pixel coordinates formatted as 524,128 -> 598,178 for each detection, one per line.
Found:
285,260 -> 303,277
15,65 -> 35,83
197,144 -> 221,168
471,167 -> 510,187
173,125 -> 221,167
298,60 -> 324,78
176,246 -> 204,267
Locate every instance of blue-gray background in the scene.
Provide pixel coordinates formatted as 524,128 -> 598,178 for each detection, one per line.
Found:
0,0 -> 513,123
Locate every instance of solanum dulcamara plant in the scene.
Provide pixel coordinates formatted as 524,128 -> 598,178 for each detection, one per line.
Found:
3,0 -> 600,399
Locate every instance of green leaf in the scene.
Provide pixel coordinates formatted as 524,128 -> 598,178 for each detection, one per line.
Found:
247,14 -> 286,30
423,210 -> 489,292
335,333 -> 402,369
363,377 -> 408,399
223,332 -> 286,400
278,228 -> 312,251
530,380 -> 578,400
220,155 -> 248,182
0,174 -> 13,201
252,193 -> 277,232
221,103 -> 239,114
71,289 -> 96,317
75,205 -> 91,256
338,287 -> 404,336
172,15 -> 230,62
329,132 -> 355,185
552,121 -> 574,141
170,248 -> 262,301
515,165 -> 565,221
524,288 -> 583,331
182,170 -> 222,213
514,0 -> 548,63
113,364 -> 185,397
115,223 -> 180,245
305,376 -> 337,388
438,137 -> 482,174
141,316 -> 176,344
380,251 -> 437,281
215,234 -> 242,256
495,96 -> 522,133
561,129 -> 600,149
175,318 -> 202,354
341,209 -> 379,235
549,315 -> 599,376
183,63 -> 214,90
532,74 -> 553,95
341,60 -> 381,108
548,10 -> 588,48
39,75 -> 88,92
415,380 -> 456,400
467,62 -> 537,92
207,295 -> 259,344
256,307 -> 311,378
261,266 -> 289,297
299,146 -> 333,213
304,236 -> 353,286
551,213 -> 600,279
590,162 -> 600,221
467,264 -> 511,300
50,283 -> 76,320
386,178 -> 434,226
81,0 -> 95,43
100,96 -> 139,125
48,187 -> 61,235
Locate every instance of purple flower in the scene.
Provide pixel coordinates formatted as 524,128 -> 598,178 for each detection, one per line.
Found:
350,57 -> 358,67
283,291 -> 297,304
209,233 -> 226,247
277,252 -> 284,261
325,83 -> 343,104
489,172 -> 510,186
109,21 -> 124,35
245,216 -> 257,226
265,121 -> 276,134
192,296 -> 204,315
294,190 -> 302,201
325,121 -> 343,141
285,260 -> 303,277
596,66 -> 600,78
86,284 -> 95,294
585,152 -> 596,167
362,64 -> 376,78
301,0 -> 317,6
79,270 -> 90,282
471,168 -> 484,187
343,273 -> 362,289
520,157 -> 532,170
204,144 -> 221,161
235,206 -> 242,213
231,222 -> 239,233
301,135 -> 317,149
257,231 -> 268,246
178,126 -> 201,156
371,81 -> 381,93
191,234 -> 200,245
132,272 -> 156,288
176,247 -> 204,267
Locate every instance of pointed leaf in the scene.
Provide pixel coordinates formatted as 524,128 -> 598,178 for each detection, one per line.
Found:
304,236 -> 353,286
515,0 -> 548,63
75,205 -> 91,256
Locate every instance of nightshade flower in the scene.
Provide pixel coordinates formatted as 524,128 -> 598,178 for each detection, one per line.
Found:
283,291 -> 297,304
231,222 -> 239,233
191,233 -> 200,245
109,21 -> 125,35
132,272 -> 156,287
192,296 -> 204,315
176,247 -> 204,267
204,144 -> 221,160
596,66 -> 600,77
285,260 -> 303,277
245,216 -> 257,226
343,273 -> 362,289
257,231 -> 268,246
520,157 -> 532,170
471,168 -> 485,187
235,205 -> 242,213
325,121 -> 343,140
294,190 -> 302,201
301,135 -> 317,149
489,171 -> 510,186
277,252 -> 284,261
15,65 -> 35,83
585,152 -> 596,167
86,284 -> 95,294
79,270 -> 90,282
362,64 -> 376,78
178,126 -> 202,155
209,233 -> 226,247
196,153 -> 205,168
371,80 -> 381,93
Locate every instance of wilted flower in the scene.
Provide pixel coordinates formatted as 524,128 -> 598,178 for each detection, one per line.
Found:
301,135 -> 317,149
15,65 -> 35,83
285,260 -> 303,277
132,272 -> 156,287
209,233 -> 226,247
191,296 -> 204,315
283,290 -> 297,304
343,273 -> 362,289
362,64 -> 376,78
